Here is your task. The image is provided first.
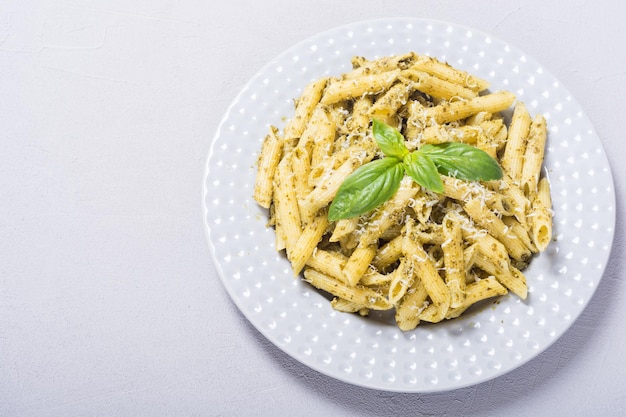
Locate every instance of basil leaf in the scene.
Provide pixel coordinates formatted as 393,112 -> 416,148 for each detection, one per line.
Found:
372,119 -> 409,160
419,142 -> 503,181
328,157 -> 404,221
403,151 -> 444,193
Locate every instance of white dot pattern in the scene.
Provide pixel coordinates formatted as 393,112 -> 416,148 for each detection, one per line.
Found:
203,18 -> 615,392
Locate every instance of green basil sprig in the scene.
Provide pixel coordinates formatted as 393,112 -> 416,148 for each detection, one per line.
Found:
328,119 -> 503,221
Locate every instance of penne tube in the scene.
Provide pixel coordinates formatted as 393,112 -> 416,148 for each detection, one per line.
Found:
395,278 -> 429,331
320,70 -> 401,105
329,217 -> 359,242
472,250 -> 527,299
401,69 -> 478,100
520,114 -> 548,198
463,198 -> 531,262
308,139 -> 376,188
309,107 -> 337,170
300,155 -> 368,223
369,81 -> 413,125
409,54 -> 490,92
254,126 -> 283,208
403,99 -> 426,143
371,235 -> 403,271
290,146 -> 313,210
289,213 -> 329,275
446,276 -> 508,319
330,298 -> 369,316
303,268 -> 392,310
283,77 -> 328,149
342,243 -> 378,286
358,178 -> 419,247
404,218 -> 451,322
388,257 -> 414,304
441,212 -> 466,309
346,52 -> 416,78
273,157 -> 302,254
528,177 -> 553,252
423,91 -> 515,125
359,268 -> 393,287
501,101 -> 531,182
306,249 -> 348,284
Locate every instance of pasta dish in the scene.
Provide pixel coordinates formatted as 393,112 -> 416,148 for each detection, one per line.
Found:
253,52 -> 552,331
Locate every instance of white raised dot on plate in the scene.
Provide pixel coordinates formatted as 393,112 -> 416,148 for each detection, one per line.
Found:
424,374 -> 438,385
425,359 -> 437,369
403,375 -> 418,385
360,369 -> 373,379
384,359 -> 396,369
382,372 -> 395,383
468,366 -> 482,376
445,358 -> 458,369
363,356 -> 376,366
449,371 -> 462,381
464,354 -> 476,364
317,353 -> 332,365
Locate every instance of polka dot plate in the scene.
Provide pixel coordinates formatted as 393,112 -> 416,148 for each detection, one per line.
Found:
202,18 -> 615,392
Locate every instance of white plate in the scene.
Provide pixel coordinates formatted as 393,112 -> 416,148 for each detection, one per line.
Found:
202,18 -> 615,392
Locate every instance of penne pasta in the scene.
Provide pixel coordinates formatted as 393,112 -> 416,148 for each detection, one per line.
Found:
330,297 -> 370,316
254,126 -> 283,209
342,243 -> 378,286
463,198 -> 531,262
273,157 -> 302,254
306,248 -> 348,284
368,81 -> 413,125
441,211 -> 466,309
255,51 -> 552,331
409,54 -> 490,92
528,177 -> 553,252
357,178 -> 418,247
289,212 -> 329,275
520,114 -> 548,198
403,218 -> 451,322
283,77 -> 328,150
501,101 -> 531,182
303,268 -> 392,310
401,68 -> 478,100
446,277 -> 508,319
320,70 -> 401,105
394,275 -> 429,331
423,91 -> 516,125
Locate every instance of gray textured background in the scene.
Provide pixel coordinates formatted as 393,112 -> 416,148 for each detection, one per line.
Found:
1,1 -> 624,416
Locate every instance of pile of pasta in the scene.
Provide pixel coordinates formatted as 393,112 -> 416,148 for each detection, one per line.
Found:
254,52 -> 552,331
